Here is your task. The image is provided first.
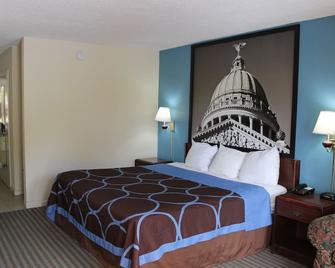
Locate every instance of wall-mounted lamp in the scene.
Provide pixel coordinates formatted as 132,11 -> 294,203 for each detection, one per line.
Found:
155,107 -> 175,131
155,106 -> 175,161
313,111 -> 335,151
313,110 -> 335,199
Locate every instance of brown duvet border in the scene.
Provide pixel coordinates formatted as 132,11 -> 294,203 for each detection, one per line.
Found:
55,213 -> 270,268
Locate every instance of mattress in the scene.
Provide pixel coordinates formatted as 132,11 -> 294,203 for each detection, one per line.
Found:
168,162 -> 287,212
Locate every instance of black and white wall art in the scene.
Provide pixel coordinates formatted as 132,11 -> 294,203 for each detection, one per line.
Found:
189,25 -> 299,156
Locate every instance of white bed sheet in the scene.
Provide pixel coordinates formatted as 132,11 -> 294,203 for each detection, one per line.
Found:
168,162 -> 287,212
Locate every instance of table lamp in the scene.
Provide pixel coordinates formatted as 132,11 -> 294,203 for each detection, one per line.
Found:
313,111 -> 335,200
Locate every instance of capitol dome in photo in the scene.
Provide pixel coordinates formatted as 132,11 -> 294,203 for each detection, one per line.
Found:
193,42 -> 289,153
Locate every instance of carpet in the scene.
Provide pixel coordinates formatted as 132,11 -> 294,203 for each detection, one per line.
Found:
0,208 -> 306,268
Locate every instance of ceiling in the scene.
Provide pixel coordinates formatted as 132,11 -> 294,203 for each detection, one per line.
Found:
1,0 -> 335,51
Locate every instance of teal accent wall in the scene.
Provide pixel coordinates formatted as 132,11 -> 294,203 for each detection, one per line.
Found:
157,46 -> 191,162
295,16 -> 335,192
157,16 -> 335,192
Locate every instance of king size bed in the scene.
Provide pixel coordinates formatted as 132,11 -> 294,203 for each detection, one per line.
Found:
46,142 -> 300,268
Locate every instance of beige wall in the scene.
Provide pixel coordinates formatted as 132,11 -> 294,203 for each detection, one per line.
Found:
22,37 -> 158,208
0,45 -> 23,196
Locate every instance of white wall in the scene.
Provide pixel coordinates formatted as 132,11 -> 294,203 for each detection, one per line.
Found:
22,37 -> 159,208
0,45 -> 23,196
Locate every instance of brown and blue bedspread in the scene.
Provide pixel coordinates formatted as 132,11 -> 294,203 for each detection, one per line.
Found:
47,164 -> 271,268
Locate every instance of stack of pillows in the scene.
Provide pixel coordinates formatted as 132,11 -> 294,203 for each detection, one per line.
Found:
185,141 -> 280,186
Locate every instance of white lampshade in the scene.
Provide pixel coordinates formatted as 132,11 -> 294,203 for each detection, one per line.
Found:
155,107 -> 171,122
313,111 -> 335,135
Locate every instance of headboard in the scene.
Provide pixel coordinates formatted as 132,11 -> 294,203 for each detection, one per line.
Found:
185,143 -> 300,190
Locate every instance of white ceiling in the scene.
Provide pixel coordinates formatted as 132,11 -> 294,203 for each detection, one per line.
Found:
1,0 -> 335,51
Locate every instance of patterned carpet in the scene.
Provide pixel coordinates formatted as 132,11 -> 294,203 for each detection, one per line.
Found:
0,208 -> 306,268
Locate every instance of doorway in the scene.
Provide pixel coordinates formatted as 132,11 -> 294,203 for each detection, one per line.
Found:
0,71 -> 23,212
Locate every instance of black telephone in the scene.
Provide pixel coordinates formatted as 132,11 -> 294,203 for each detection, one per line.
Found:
320,192 -> 335,201
292,183 -> 315,195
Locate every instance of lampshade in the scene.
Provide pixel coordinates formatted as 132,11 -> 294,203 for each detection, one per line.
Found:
155,107 -> 171,122
313,111 -> 335,135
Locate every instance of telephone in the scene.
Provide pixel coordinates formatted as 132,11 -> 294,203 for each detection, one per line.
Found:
292,183 -> 315,196
320,192 -> 335,201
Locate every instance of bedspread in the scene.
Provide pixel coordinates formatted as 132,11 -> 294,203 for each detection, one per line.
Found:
47,164 -> 271,268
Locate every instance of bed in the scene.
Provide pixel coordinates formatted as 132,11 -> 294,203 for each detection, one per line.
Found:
46,142 -> 300,268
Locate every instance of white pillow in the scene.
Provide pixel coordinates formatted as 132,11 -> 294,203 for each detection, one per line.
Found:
238,147 -> 280,186
185,141 -> 218,172
209,146 -> 246,179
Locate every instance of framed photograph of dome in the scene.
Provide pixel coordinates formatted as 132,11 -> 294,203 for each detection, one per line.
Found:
189,25 -> 300,157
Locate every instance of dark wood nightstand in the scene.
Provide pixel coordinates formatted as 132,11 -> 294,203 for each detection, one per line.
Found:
134,157 -> 172,167
271,193 -> 335,266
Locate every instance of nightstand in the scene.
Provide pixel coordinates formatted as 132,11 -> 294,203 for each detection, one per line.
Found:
134,157 -> 172,167
271,193 -> 335,266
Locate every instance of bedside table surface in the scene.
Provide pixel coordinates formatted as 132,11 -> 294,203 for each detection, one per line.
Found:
134,157 -> 172,166
136,157 -> 171,164
277,193 -> 335,211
